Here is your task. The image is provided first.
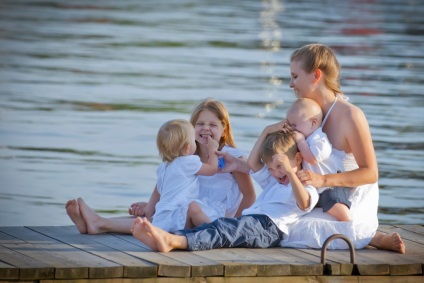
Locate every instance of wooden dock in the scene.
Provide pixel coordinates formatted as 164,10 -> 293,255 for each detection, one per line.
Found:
0,225 -> 423,283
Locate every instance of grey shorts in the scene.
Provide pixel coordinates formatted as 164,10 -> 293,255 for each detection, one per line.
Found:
317,187 -> 351,212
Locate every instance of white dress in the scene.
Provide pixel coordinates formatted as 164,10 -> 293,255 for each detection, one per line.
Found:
302,127 -> 344,193
195,146 -> 244,220
280,96 -> 379,249
152,155 -> 203,232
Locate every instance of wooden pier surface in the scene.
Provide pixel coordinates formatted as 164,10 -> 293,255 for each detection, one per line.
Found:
0,224 -> 423,282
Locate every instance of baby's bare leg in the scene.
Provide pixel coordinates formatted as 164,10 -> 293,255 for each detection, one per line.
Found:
326,203 -> 352,222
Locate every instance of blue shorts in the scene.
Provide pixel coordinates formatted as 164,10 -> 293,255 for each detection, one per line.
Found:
172,214 -> 284,251
317,187 -> 351,212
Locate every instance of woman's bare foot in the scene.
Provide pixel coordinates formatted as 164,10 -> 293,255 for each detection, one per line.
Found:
77,197 -> 106,234
65,199 -> 88,234
370,232 -> 406,254
131,217 -> 186,252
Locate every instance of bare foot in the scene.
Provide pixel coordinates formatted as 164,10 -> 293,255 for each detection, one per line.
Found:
65,199 -> 87,234
132,217 -> 184,252
77,197 -> 105,234
371,232 -> 406,254
131,217 -> 158,251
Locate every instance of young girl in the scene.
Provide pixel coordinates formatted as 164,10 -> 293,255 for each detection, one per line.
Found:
66,98 -> 255,234
130,98 -> 256,223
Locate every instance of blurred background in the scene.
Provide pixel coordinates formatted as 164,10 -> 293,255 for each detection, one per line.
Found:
0,0 -> 423,226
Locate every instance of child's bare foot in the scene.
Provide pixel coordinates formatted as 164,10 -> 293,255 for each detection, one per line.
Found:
65,199 -> 87,234
371,232 -> 406,254
131,217 -> 158,251
77,197 -> 105,234
132,218 -> 183,252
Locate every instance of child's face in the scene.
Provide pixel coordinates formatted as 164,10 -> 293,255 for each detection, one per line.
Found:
286,111 -> 316,138
194,109 -> 225,146
265,152 -> 298,186
289,60 -> 316,99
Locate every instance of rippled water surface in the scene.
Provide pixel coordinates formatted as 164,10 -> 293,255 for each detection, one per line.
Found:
1,0 -> 423,226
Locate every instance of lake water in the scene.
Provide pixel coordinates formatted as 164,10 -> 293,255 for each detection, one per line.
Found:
1,0 -> 423,227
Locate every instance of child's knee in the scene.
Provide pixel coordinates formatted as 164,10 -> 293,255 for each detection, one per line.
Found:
188,202 -> 201,215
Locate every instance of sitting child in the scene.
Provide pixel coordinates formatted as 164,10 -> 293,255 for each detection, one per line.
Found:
131,128 -> 319,252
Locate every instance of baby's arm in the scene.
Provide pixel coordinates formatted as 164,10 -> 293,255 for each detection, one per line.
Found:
292,131 -> 317,164
197,136 -> 219,176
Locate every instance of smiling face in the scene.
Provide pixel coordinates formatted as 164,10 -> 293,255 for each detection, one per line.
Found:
289,59 -> 316,99
193,109 -> 225,146
265,152 -> 299,186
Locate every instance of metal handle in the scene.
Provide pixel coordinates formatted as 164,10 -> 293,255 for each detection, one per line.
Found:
321,234 -> 355,264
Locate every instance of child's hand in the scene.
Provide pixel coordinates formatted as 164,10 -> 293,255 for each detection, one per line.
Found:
264,120 -> 287,135
128,202 -> 147,216
272,152 -> 292,172
292,130 -> 305,144
207,135 -> 219,151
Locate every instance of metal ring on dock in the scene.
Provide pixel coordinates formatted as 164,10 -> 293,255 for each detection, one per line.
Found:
320,234 -> 355,264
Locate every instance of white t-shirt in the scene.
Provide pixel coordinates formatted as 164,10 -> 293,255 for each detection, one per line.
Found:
152,155 -> 203,231
244,165 -> 319,235
196,146 -> 244,220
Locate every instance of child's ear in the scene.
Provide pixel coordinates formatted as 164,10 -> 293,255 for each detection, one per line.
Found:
295,152 -> 303,166
184,143 -> 191,155
311,117 -> 318,128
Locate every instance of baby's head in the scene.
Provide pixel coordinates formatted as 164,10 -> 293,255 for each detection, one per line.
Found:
261,131 -> 302,185
286,98 -> 323,138
157,119 -> 195,162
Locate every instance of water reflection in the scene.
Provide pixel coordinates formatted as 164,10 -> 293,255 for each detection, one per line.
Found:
0,0 -> 423,226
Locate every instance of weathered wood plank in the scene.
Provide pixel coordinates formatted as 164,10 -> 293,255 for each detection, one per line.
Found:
0,227 -> 89,279
0,244 -> 54,280
296,247 -> 354,275
26,226 -> 126,279
161,251 -> 224,277
0,256 -> 19,280
126,251 -> 191,277
57,226 -> 157,278
192,249 -> 258,276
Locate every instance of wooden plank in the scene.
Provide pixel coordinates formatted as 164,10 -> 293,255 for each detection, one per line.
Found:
57,226 -> 157,278
33,226 -> 190,278
126,251 -> 191,277
26,226 -> 126,279
395,225 -> 424,236
192,249 -> 258,276
0,227 -> 89,279
161,250 -> 224,277
0,254 -> 19,279
295,248 -> 353,275
0,244 -> 54,280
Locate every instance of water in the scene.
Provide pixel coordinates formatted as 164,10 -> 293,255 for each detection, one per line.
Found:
1,0 -> 423,226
